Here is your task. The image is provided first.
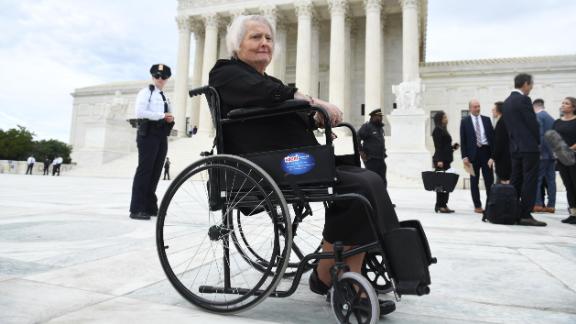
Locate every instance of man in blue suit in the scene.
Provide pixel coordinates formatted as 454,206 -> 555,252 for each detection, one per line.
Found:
460,99 -> 495,213
502,73 -> 546,226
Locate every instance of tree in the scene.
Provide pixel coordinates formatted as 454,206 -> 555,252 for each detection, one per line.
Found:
0,125 -> 35,160
0,126 -> 72,162
34,139 -> 73,163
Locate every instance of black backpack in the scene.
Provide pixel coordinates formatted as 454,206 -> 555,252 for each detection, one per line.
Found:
482,184 -> 519,225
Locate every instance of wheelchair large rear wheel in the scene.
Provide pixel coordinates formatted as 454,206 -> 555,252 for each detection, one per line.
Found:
231,202 -> 324,277
156,155 -> 292,314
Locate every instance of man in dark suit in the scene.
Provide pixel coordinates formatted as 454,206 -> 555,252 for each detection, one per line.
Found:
460,99 -> 495,213
492,101 -> 511,183
502,73 -> 546,226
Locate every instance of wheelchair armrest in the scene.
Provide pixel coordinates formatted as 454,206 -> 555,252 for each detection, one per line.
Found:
333,122 -> 361,167
225,100 -> 334,146
226,100 -> 312,119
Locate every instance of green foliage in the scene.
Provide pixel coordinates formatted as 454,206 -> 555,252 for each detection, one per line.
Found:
0,126 -> 73,163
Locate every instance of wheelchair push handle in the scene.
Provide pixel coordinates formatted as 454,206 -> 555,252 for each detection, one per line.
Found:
189,86 -> 211,97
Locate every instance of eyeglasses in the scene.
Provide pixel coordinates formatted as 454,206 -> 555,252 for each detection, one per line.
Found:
153,74 -> 169,80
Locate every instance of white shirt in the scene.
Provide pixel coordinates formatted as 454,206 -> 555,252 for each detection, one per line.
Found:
27,156 -> 35,164
134,85 -> 171,121
472,115 -> 488,145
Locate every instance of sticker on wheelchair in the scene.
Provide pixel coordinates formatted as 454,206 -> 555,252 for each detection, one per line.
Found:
281,152 -> 316,175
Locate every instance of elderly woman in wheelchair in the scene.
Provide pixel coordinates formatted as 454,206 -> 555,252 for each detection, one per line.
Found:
156,15 -> 435,323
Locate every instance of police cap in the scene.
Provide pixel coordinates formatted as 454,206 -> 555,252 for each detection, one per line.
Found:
369,108 -> 383,116
150,64 -> 172,80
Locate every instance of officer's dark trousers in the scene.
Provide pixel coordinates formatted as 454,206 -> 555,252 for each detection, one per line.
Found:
130,126 -> 168,214
365,158 -> 387,189
26,164 -> 33,175
470,146 -> 494,208
510,152 -> 539,219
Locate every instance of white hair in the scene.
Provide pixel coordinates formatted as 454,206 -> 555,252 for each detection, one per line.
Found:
226,15 -> 275,58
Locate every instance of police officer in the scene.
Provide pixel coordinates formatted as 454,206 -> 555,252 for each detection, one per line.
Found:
129,64 -> 175,220
358,108 -> 388,188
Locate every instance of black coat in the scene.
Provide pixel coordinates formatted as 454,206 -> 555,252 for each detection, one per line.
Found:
432,127 -> 453,164
459,114 -> 495,162
209,58 -> 318,154
493,118 -> 511,180
502,91 -> 540,153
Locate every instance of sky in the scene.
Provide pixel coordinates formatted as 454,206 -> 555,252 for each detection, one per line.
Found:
1,0 -> 575,143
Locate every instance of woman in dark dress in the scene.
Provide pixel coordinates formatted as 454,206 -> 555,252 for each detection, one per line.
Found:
431,111 -> 457,213
209,15 -> 398,311
492,101 -> 511,183
554,97 -> 576,224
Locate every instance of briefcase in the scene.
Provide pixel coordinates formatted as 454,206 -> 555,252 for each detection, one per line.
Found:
421,171 -> 459,193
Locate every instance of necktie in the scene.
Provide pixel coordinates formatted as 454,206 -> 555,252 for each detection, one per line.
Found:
159,91 -> 168,113
474,116 -> 482,147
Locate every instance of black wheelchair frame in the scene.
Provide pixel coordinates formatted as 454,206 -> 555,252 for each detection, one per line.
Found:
156,85 -> 436,323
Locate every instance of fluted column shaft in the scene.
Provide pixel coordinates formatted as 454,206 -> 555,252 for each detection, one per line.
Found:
310,18 -> 320,98
199,14 -> 219,133
295,0 -> 313,95
173,16 -> 192,136
273,24 -> 287,81
189,24 -> 204,130
364,0 -> 383,120
401,0 -> 419,82
261,5 -> 278,76
328,0 -> 348,112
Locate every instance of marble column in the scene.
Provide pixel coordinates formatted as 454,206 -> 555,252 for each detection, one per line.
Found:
344,16 -> 353,122
310,17 -> 320,98
261,5 -> 278,76
364,0 -> 383,121
401,0 -> 420,82
189,21 -> 204,131
328,0 -> 348,112
387,0 -> 429,187
199,13 -> 219,133
295,0 -> 313,95
173,16 -> 192,136
273,23 -> 287,81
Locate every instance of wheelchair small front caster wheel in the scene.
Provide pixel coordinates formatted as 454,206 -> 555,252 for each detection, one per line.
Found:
331,272 -> 379,324
361,251 -> 393,294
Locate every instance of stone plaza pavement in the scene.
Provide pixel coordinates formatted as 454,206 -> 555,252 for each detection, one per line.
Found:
0,173 -> 575,324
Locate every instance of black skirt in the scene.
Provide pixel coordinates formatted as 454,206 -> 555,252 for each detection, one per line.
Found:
323,165 -> 399,245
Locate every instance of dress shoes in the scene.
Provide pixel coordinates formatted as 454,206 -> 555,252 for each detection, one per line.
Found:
436,207 -> 454,213
358,298 -> 396,317
532,205 -> 545,213
130,212 -> 152,220
517,217 -> 547,227
561,216 -> 576,224
309,268 -> 330,295
474,207 -> 484,213
544,207 -> 555,213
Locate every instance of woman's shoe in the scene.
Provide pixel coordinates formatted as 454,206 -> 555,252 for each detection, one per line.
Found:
561,216 -> 576,224
309,268 -> 330,295
438,207 -> 452,213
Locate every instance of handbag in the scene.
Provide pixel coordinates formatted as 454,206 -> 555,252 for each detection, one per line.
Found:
421,170 -> 459,193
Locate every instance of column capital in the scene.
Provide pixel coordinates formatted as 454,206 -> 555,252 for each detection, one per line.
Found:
190,19 -> 204,36
202,13 -> 220,28
328,0 -> 349,15
175,15 -> 191,32
230,8 -> 246,18
399,0 -> 419,10
364,0 -> 383,12
260,4 -> 277,18
295,0 -> 314,18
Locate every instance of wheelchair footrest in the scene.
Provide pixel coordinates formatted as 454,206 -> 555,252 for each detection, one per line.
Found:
198,285 -> 289,298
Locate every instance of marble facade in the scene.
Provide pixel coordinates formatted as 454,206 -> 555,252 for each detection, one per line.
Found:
68,0 -> 576,184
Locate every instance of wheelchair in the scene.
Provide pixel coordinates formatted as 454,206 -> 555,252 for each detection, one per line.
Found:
156,85 -> 437,324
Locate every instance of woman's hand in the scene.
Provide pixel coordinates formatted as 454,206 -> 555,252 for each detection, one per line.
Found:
437,161 -> 444,169
294,92 -> 343,127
